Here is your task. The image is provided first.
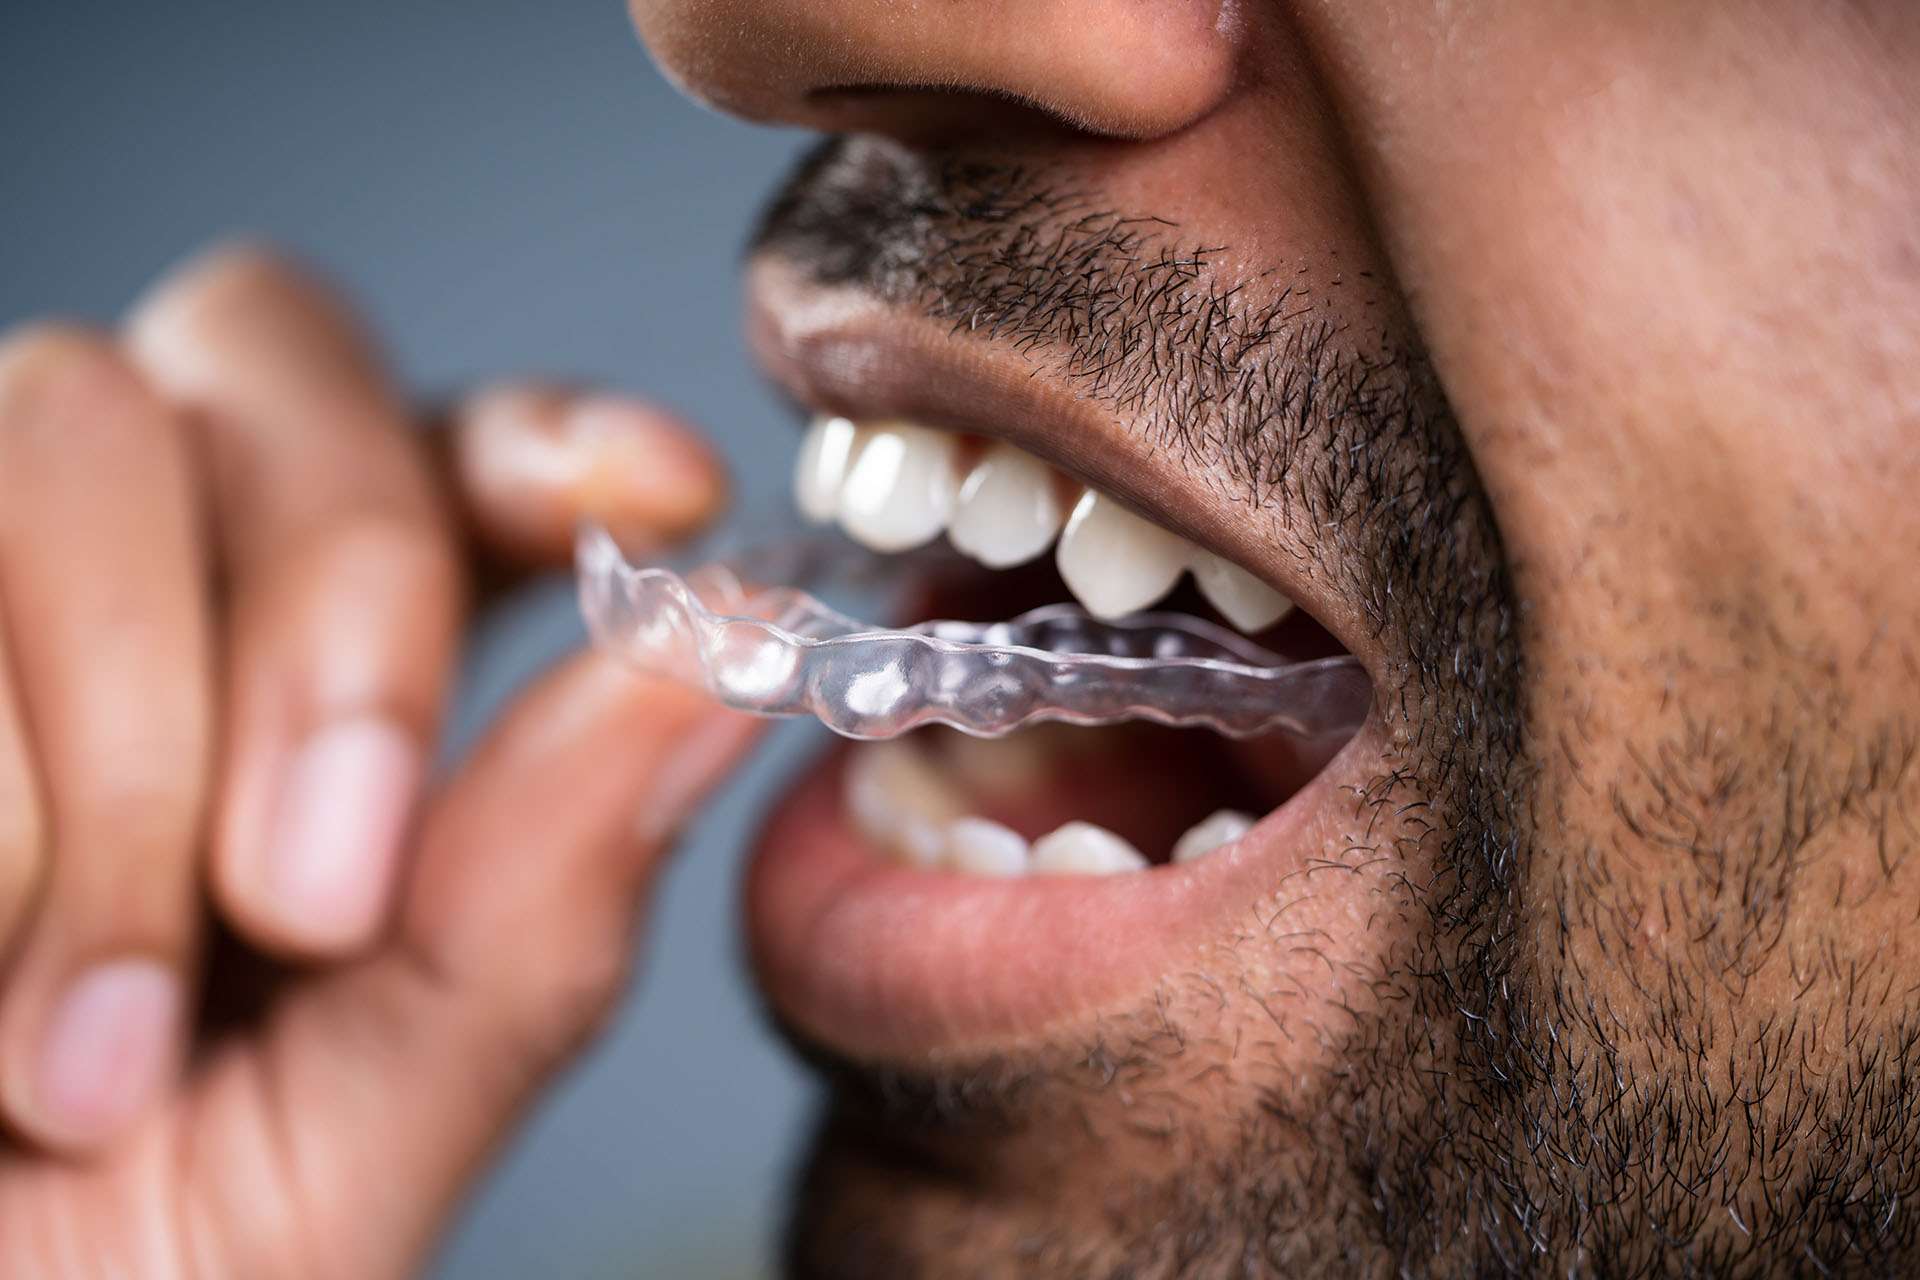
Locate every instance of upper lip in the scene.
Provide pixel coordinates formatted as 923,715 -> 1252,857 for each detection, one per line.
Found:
743,253 -> 1381,670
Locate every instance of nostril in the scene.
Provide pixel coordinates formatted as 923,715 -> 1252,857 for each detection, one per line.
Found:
802,85 -> 1099,148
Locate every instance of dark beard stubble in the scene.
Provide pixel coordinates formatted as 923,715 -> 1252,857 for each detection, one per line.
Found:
747,136 -> 1920,1279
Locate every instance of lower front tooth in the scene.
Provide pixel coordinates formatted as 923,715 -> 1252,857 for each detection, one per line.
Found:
845,740 -> 967,865
942,817 -> 1030,877
894,819 -> 946,868
1171,809 -> 1256,863
938,726 -> 1065,795
1030,821 -> 1149,875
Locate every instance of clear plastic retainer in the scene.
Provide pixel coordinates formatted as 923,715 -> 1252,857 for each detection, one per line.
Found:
577,524 -> 1371,741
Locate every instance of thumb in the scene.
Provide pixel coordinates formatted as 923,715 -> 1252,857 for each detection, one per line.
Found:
239,652 -> 762,1280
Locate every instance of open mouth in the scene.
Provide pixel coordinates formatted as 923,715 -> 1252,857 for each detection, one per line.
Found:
614,257 -> 1403,1060
787,414 -> 1363,877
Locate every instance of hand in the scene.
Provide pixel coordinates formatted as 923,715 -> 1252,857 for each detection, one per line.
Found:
0,246 -> 755,1278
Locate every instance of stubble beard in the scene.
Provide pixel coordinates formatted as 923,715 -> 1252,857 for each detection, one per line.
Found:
757,136 -> 1920,1279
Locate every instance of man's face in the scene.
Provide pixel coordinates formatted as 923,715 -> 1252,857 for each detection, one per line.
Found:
629,3 -> 1920,1274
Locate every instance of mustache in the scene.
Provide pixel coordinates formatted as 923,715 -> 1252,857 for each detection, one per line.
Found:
749,139 -> 1518,737
749,135 -> 1361,514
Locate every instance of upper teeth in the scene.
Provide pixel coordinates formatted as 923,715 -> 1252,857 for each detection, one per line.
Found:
833,420 -> 962,553
1188,552 -> 1293,635
793,413 -> 860,523
1055,487 -> 1191,619
947,441 -> 1067,568
795,415 -> 1294,631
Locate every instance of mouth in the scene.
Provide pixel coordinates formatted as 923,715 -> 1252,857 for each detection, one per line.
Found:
740,255 -> 1397,1060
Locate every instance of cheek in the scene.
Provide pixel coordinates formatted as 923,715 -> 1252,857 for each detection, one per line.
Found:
1512,485 -> 1920,1080
1290,2 -> 1919,777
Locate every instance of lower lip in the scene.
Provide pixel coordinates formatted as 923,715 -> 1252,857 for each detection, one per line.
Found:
743,719 -> 1389,1059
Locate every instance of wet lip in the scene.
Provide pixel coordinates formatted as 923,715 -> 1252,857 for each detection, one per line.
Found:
740,250 -> 1385,1060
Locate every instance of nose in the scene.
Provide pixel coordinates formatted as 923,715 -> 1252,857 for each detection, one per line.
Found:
628,0 -> 1245,141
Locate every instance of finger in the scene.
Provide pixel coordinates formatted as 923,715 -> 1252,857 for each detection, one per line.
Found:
446,382 -> 727,570
0,327 -> 211,1150
223,656 -> 759,1278
0,625 -> 46,964
127,246 -> 461,960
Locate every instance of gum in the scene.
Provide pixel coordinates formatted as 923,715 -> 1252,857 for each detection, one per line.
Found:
577,524 -> 1371,741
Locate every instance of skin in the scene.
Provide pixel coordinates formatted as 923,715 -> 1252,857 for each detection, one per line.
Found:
0,4 -> 1913,1280
640,0 -> 1920,1275
0,248 -> 754,1277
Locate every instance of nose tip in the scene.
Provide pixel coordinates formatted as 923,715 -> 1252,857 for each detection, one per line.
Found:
630,0 -> 1244,141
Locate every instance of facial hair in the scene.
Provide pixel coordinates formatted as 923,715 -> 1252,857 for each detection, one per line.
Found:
750,136 -> 1920,1278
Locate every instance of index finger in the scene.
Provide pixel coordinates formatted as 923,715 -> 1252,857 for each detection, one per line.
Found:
127,246 -> 461,959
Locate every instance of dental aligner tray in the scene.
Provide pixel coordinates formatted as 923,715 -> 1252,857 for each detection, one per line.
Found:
578,524 -> 1370,741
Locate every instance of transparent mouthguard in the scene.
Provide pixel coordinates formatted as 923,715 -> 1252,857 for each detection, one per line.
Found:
577,524 -> 1371,741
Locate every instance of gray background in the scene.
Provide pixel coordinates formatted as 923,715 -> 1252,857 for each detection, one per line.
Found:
2,2 -> 819,1275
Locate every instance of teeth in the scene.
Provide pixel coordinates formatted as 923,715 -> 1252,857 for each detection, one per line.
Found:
843,741 -> 1227,876
794,415 -> 862,523
1030,821 -> 1150,876
941,817 -> 1031,877
1190,552 -> 1294,634
1171,809 -> 1256,863
938,728 -> 1054,795
948,442 -> 1067,568
836,421 -> 962,552
845,740 -> 967,867
794,419 -> 1295,635
1055,489 -> 1193,619
936,722 -> 1109,795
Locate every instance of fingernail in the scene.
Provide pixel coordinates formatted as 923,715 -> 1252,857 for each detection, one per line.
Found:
566,396 -> 724,536
35,959 -> 179,1145
264,716 -> 420,949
